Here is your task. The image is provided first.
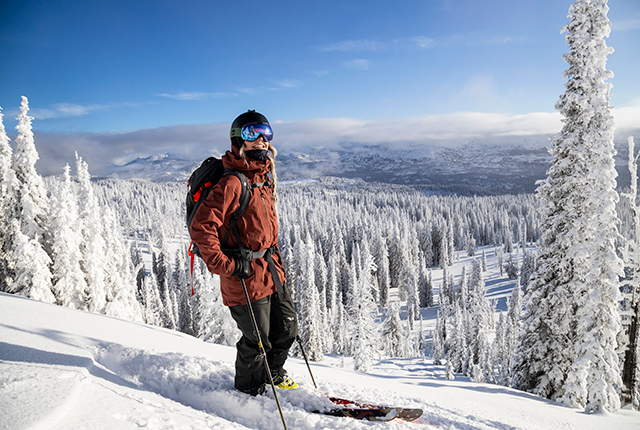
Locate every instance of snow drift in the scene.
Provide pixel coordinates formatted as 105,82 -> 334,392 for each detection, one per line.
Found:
0,292 -> 638,429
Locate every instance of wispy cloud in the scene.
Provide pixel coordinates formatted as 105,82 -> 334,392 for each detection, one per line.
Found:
319,35 -> 437,53
31,101 -> 143,120
319,39 -> 387,52
270,80 -> 303,89
156,91 -> 233,100
613,18 -> 640,32
157,82 -> 301,100
409,36 -> 436,49
318,33 -> 516,54
343,59 -> 371,71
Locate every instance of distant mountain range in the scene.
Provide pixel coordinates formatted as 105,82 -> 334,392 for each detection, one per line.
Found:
105,138 -> 636,195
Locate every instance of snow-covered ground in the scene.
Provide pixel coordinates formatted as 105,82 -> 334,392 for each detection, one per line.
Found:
1,290 -> 638,430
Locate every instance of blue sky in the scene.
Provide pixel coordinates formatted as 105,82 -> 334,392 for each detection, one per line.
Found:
0,1 -> 639,174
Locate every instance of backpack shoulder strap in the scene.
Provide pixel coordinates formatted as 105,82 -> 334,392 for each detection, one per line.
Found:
221,169 -> 251,246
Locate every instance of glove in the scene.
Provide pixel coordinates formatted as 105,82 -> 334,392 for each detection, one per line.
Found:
232,256 -> 252,279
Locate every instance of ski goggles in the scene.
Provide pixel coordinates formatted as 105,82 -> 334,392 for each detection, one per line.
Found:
240,123 -> 274,142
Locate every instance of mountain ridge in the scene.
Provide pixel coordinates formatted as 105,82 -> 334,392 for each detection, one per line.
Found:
104,138 -> 635,195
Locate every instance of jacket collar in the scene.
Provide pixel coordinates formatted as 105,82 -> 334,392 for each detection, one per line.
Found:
222,146 -> 271,177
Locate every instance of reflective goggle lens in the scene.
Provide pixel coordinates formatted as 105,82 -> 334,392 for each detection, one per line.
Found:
241,123 -> 273,142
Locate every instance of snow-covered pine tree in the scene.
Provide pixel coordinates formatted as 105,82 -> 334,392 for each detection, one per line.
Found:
621,136 -> 640,408
193,258 -> 240,346
430,222 -> 442,269
278,226 -> 295,294
8,96 -> 53,302
48,165 -> 87,308
76,153 -> 108,312
446,221 -> 455,265
130,243 -> 146,302
440,264 -> 454,305
419,221 -> 434,267
457,266 -> 469,309
432,311 -> 445,365
439,223 -> 450,268
515,0 -> 623,413
468,266 -> 491,381
12,97 -> 50,248
466,234 -> 476,257
347,243 -> 378,372
501,278 -> 523,387
405,255 -> 419,329
372,230 -> 390,306
519,251 -> 536,290
325,252 -> 339,313
6,219 -> 55,302
381,301 -> 406,357
519,217 -> 528,252
102,205 -> 142,322
388,222 -> 404,293
504,253 -> 519,279
294,235 -> 324,361
359,232 -> 379,304
418,256 -> 434,308
332,295 -> 346,355
443,302 -> 462,373
141,268 -> 163,326
0,107 -> 18,293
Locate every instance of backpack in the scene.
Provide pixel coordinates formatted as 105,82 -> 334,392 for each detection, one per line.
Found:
185,156 -> 251,295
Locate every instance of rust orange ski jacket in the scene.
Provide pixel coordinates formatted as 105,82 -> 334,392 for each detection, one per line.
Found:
189,146 -> 286,306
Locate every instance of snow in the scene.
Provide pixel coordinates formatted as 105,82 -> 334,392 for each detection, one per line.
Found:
1,291 -> 638,430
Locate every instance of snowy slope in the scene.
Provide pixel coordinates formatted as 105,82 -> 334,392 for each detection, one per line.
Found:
1,292 -> 638,430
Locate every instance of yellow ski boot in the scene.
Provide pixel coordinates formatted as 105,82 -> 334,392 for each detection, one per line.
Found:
275,375 -> 298,390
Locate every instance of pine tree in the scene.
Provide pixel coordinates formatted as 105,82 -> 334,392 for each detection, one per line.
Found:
501,279 -> 523,387
0,107 -> 18,292
6,219 -> 54,302
432,311 -> 445,366
468,266 -> 491,379
102,206 -> 143,322
466,234 -> 476,257
12,97 -> 50,245
347,244 -> 378,372
76,153 -> 108,312
194,259 -> 239,345
9,96 -> 53,302
419,260 -> 434,308
381,301 -> 406,357
515,0 -> 624,413
621,135 -> 640,408
373,231 -> 390,306
151,232 -> 177,330
294,236 -> 324,361
141,270 -> 163,326
48,165 -> 87,308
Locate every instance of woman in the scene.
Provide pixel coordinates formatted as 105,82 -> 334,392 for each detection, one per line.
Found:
190,110 -> 298,396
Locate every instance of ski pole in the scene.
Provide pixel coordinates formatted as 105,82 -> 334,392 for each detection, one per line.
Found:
296,335 -> 317,389
239,278 -> 287,430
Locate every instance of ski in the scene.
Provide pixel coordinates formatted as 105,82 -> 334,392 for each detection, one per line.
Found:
316,406 -> 401,421
328,396 -> 423,421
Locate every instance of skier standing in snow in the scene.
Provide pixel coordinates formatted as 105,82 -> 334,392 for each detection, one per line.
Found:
190,110 -> 298,396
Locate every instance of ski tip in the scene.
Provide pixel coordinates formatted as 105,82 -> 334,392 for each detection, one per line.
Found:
398,408 -> 423,421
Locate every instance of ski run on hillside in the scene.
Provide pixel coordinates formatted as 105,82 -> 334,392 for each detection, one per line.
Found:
2,289 -> 639,430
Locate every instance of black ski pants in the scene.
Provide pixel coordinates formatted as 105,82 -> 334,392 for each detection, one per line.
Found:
229,287 -> 298,395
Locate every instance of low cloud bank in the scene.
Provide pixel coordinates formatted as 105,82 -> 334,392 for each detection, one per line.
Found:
18,107 -> 640,177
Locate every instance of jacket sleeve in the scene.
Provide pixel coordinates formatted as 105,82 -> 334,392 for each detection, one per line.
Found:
189,176 -> 241,276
